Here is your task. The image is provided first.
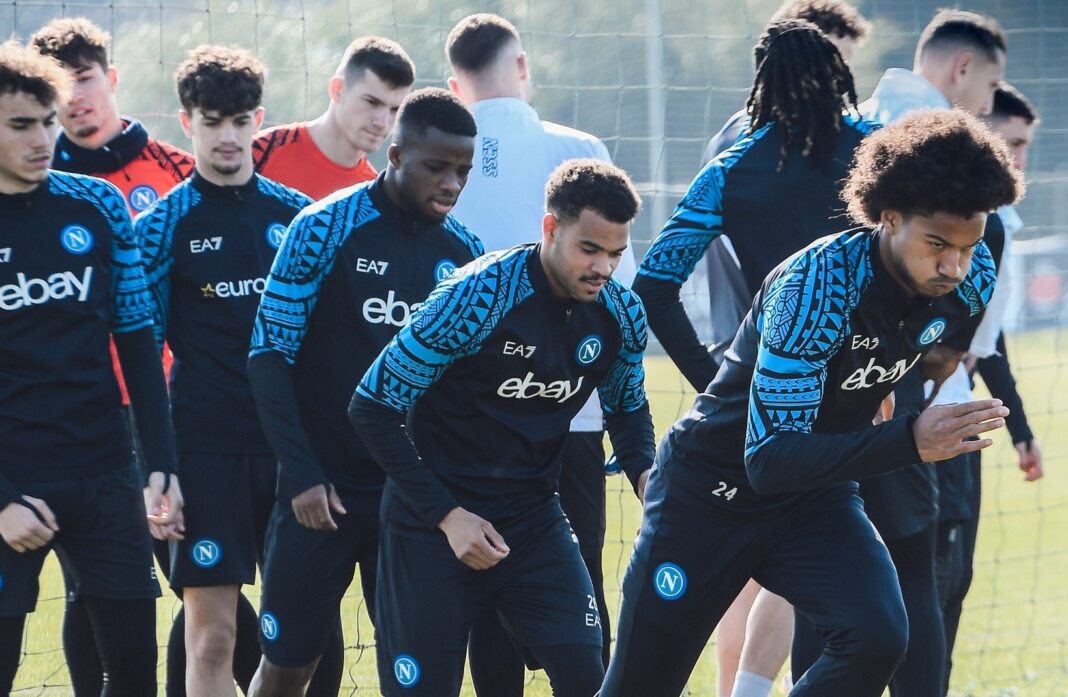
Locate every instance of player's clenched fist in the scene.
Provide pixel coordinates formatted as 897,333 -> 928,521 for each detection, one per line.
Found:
438,507 -> 510,570
0,497 -> 59,552
912,398 -> 1009,462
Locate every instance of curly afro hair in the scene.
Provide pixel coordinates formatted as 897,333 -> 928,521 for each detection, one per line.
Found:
844,110 -> 1022,226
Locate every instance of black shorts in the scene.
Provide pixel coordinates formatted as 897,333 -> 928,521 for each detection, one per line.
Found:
257,498 -> 379,667
168,452 -> 276,589
0,462 -> 160,616
376,506 -> 601,695
602,435 -> 905,697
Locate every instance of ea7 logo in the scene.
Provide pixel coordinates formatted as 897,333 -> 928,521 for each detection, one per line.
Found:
190,237 -> 223,254
393,655 -> 421,687
356,258 -> 389,275
503,341 -> 536,359
851,335 -> 879,350
653,562 -> 687,601
0,249 -> 10,263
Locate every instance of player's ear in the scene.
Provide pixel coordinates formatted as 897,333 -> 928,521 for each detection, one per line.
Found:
446,76 -> 467,103
253,106 -> 265,128
387,142 -> 402,169
952,51 -> 974,83
328,75 -> 344,104
178,109 -> 193,138
106,66 -> 118,93
542,213 -> 558,243
880,209 -> 903,235
517,52 -> 529,81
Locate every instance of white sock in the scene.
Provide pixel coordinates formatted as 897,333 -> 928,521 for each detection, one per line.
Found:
730,670 -> 775,697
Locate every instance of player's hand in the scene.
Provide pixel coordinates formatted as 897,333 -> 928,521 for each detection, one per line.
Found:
1016,439 -> 1044,481
912,399 -> 1009,463
438,507 -> 509,571
873,392 -> 896,426
0,497 -> 59,552
145,472 -> 185,541
292,484 -> 346,531
636,469 -> 651,504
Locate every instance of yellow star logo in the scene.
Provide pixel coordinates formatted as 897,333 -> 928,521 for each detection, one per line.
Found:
201,283 -> 215,298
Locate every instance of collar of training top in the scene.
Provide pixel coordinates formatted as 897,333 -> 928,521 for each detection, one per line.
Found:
189,169 -> 259,200
53,117 -> 150,174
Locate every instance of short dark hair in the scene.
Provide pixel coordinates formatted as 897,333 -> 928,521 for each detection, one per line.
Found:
175,45 -> 265,115
844,110 -> 1021,225
917,9 -> 1006,64
0,40 -> 70,107
395,87 -> 477,140
446,13 -> 520,74
989,82 -> 1038,124
30,17 -> 110,71
340,36 -> 415,88
771,0 -> 870,41
545,160 -> 641,225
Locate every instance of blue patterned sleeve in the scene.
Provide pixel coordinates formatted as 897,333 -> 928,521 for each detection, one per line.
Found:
357,253 -> 526,410
596,282 -> 650,415
250,193 -> 370,362
135,184 -> 197,347
742,235 -> 922,495
598,282 -> 655,489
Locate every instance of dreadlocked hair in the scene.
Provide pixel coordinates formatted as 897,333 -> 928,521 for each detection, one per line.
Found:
745,19 -> 859,171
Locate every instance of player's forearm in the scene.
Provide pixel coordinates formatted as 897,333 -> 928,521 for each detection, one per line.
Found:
114,326 -> 177,475
632,274 -> 718,391
744,415 -> 921,495
246,351 -> 330,500
604,404 -> 655,493
977,334 -> 1033,444
347,394 -> 459,529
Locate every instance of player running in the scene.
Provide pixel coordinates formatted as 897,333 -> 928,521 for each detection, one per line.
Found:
601,110 -> 1020,697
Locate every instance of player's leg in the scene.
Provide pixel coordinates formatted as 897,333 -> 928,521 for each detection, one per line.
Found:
63,595 -> 104,697
600,446 -> 758,697
494,512 -> 604,696
60,463 -> 161,697
715,579 -> 760,696
557,431 -> 610,667
82,597 -> 158,697
248,501 -> 361,697
468,606 -> 525,697
883,523 -> 944,697
731,587 -> 793,697
170,454 -> 266,697
758,485 -> 907,697
0,511 -> 52,693
941,451 -> 981,691
375,524 -> 478,697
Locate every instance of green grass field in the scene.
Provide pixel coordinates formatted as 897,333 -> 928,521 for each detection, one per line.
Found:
11,330 -> 1067,696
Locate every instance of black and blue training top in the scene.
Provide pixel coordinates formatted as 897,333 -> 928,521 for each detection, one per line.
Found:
652,228 -> 996,515
0,172 -> 166,485
248,174 -> 484,508
634,116 -> 878,391
350,244 -> 654,533
136,171 -> 311,455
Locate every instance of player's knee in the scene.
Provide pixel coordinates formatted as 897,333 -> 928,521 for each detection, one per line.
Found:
847,602 -> 908,671
187,620 -> 237,669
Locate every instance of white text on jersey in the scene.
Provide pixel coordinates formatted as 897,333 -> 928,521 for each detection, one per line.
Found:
363,290 -> 418,326
840,353 -> 922,391
202,277 -> 267,299
190,237 -> 223,254
0,248 -> 11,263
0,267 -> 93,311
851,335 -> 880,350
503,341 -> 536,359
497,373 -> 584,403
356,258 -> 389,275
